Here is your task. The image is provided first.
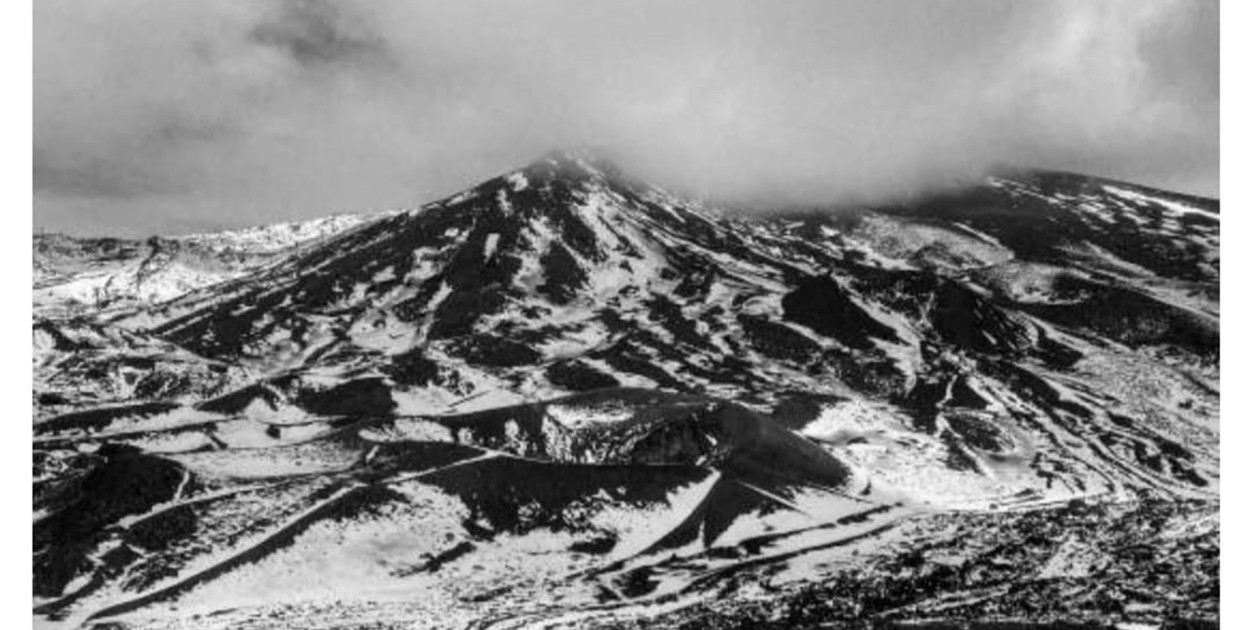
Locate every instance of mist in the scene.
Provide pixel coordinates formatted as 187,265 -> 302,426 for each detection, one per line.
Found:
34,0 -> 1218,236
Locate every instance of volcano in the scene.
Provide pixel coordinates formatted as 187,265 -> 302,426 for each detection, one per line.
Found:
32,151 -> 1218,629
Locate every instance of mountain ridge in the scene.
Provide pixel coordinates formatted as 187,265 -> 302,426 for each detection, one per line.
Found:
32,151 -> 1219,629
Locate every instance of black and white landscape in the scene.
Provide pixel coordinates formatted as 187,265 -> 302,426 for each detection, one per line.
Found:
33,151 -> 1218,628
33,1 -> 1221,628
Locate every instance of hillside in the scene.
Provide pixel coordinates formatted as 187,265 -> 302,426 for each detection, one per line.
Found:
32,151 -> 1219,629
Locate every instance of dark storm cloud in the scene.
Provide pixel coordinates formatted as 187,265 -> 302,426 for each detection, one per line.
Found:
249,0 -> 391,69
34,0 -> 1218,236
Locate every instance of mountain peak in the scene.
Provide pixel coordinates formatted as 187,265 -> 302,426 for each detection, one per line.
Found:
521,147 -> 628,184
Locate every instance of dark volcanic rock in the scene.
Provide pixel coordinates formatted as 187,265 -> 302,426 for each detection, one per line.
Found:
546,360 -> 621,392
296,377 -> 396,417
34,453 -> 192,597
197,383 -> 281,415
386,347 -> 441,387
782,276 -> 901,350
931,284 -> 1033,355
446,335 -> 542,368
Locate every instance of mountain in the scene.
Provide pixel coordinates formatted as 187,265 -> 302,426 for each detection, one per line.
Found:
33,215 -> 386,419
31,151 -> 1219,629
34,214 -> 380,313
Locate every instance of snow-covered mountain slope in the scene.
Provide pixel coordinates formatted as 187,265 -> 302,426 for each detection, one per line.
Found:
32,317 -> 255,421
32,152 -> 1219,629
34,214 -> 382,313
33,215 -> 387,412
174,213 -> 383,254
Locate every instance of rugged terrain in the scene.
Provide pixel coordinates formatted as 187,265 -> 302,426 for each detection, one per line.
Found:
32,151 -> 1218,629
35,214 -> 378,314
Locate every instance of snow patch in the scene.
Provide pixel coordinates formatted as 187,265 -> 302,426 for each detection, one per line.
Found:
546,401 -> 634,430
506,171 -> 529,191
1104,185 -> 1219,222
483,233 -> 501,261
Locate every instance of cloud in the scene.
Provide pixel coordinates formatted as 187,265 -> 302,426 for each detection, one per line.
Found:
34,0 -> 1218,236
249,0 -> 392,69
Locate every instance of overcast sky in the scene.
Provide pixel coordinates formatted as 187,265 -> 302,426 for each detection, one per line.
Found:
34,0 -> 1218,237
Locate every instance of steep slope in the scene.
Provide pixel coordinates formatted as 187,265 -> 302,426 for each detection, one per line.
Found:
137,153 -> 917,415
